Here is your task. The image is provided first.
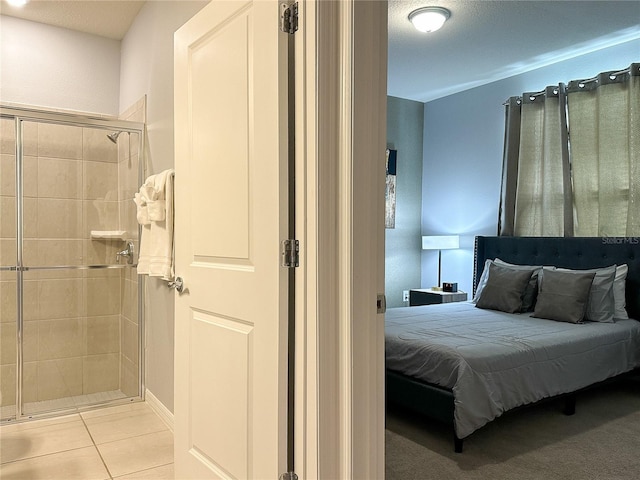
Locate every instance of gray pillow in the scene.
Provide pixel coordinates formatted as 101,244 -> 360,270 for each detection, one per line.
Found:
613,264 -> 629,319
493,258 -> 541,312
554,265 -> 616,323
532,269 -> 595,324
476,263 -> 534,314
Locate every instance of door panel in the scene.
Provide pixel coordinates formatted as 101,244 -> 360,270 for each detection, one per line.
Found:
174,1 -> 288,478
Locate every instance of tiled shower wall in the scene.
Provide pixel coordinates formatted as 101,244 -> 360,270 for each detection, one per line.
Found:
0,105 -> 143,410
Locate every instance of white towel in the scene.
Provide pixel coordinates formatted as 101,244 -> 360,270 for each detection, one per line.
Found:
136,169 -> 175,281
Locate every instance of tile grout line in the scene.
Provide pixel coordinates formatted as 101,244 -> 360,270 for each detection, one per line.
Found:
79,413 -> 114,480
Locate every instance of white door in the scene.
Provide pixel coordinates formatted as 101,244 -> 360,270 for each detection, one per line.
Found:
174,1 -> 289,478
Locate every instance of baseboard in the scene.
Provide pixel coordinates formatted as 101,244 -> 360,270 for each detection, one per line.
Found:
145,389 -> 174,431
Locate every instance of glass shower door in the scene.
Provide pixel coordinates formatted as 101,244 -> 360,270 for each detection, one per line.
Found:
0,112 -> 143,420
0,116 -> 18,420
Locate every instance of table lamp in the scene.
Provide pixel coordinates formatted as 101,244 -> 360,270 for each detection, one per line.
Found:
422,235 -> 459,289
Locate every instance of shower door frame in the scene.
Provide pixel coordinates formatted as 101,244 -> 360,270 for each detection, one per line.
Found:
1,104 -> 146,422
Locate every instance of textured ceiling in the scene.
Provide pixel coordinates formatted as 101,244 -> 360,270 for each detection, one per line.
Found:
388,0 -> 640,102
2,1 -> 639,101
0,0 -> 145,40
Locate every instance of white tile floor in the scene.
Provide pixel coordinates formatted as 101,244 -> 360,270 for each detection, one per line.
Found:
0,402 -> 174,480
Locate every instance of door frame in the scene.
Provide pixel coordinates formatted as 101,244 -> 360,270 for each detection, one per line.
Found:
296,1 -> 387,478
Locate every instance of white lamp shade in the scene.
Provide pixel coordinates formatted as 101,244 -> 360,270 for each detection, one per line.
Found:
422,235 -> 459,250
409,7 -> 450,33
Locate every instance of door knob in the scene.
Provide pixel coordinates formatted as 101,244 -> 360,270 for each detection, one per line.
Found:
168,276 -> 184,293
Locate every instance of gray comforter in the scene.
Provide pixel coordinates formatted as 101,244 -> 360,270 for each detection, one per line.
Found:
385,302 -> 640,439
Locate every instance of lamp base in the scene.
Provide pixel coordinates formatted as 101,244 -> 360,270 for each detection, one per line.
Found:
431,286 -> 442,291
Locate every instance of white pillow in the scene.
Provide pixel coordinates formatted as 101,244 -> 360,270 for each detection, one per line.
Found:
472,259 -> 492,303
613,264 -> 628,319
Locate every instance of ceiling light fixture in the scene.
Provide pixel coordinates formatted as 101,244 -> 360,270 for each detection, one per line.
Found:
6,0 -> 28,6
409,6 -> 451,33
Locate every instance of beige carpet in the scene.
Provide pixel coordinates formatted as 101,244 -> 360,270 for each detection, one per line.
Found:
386,378 -> 640,480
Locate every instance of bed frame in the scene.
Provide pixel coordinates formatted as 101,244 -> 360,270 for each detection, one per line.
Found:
386,236 -> 640,453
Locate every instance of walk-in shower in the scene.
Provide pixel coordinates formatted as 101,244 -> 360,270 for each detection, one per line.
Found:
0,105 -> 145,422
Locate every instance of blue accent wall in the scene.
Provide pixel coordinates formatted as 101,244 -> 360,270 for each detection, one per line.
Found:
386,96 -> 424,307
421,39 -> 640,296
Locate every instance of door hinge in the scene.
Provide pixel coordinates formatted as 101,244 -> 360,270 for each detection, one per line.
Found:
280,2 -> 299,34
377,294 -> 386,314
281,239 -> 300,268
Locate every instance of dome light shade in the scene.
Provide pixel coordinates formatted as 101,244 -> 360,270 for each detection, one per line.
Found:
409,7 -> 451,33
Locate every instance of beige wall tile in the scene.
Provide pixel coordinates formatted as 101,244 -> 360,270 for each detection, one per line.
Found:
83,353 -> 119,394
118,153 -> 139,201
84,127 -> 118,163
38,123 -> 82,160
0,196 -> 16,238
23,361 -> 38,403
0,154 -> 15,196
23,155 -> 39,197
21,238 -> 38,267
0,117 -> 16,154
22,279 -> 39,321
0,363 -> 16,406
0,361 -> 35,406
22,121 -> 39,157
0,280 -> 17,323
0,154 -> 35,198
0,316 -> 37,364
37,198 -> 83,239
38,318 -> 86,360
0,239 -> 17,272
0,322 -> 16,365
86,275 -> 120,317
0,118 -> 37,156
85,238 -> 120,265
38,157 -> 82,199
120,200 -> 138,241
37,357 -> 83,401
121,278 -> 138,323
120,316 -> 138,364
86,315 -> 120,355
120,355 -> 139,398
23,321 -> 38,363
84,199 -> 119,235
22,197 -> 38,238
84,160 -> 118,200
38,278 -> 85,320
36,239 -> 84,267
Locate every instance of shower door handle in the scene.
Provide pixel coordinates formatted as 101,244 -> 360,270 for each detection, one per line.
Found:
168,276 -> 184,293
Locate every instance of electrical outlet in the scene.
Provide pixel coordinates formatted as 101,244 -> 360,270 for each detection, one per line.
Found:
403,290 -> 409,302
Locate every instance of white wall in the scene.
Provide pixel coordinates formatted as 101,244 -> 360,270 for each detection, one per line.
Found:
421,39 -> 640,296
119,1 -> 208,413
386,96 -> 423,308
0,15 -> 120,115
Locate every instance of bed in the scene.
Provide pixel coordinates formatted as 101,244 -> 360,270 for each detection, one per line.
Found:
385,236 -> 640,452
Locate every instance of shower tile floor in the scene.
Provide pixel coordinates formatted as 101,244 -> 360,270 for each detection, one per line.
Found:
0,402 -> 173,479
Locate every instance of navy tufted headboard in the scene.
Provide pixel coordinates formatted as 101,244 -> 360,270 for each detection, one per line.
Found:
474,236 -> 640,320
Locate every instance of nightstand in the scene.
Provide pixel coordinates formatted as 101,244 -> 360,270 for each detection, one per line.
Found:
409,288 -> 468,306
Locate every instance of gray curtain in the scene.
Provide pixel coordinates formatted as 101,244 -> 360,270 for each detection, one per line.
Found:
499,63 -> 639,237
